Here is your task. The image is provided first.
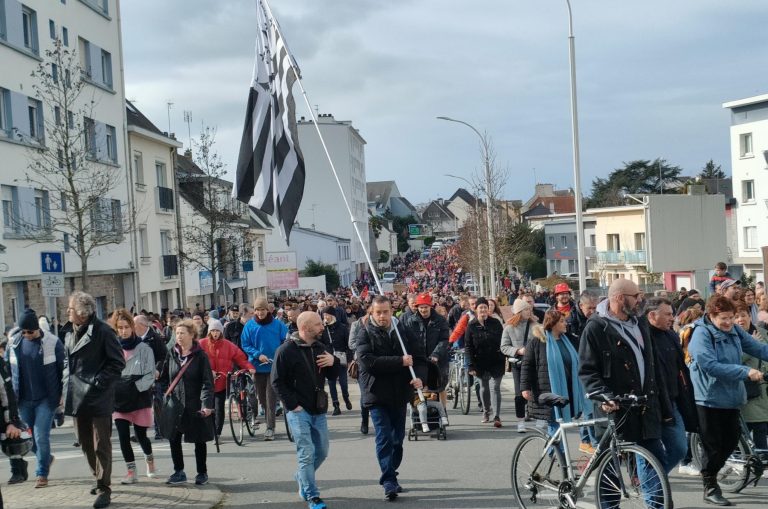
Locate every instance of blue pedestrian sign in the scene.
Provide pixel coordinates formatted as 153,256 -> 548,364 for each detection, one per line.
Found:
41,252 -> 64,274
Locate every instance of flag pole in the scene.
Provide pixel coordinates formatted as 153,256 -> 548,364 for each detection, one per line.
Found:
260,0 -> 429,425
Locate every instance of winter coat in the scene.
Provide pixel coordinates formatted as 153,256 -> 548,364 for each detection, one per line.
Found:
501,321 -> 533,358
520,331 -> 554,421
741,326 -> 768,424
161,343 -> 215,443
240,317 -> 289,373
688,316 -> 768,409
139,327 -> 167,372
322,320 -> 351,357
114,341 -> 155,413
223,319 -> 246,350
448,304 -> 464,330
403,311 -> 450,367
0,357 -> 18,430
199,337 -> 254,393
63,315 -> 126,417
8,329 -> 64,407
465,316 -> 506,378
578,301 -> 666,442
356,317 -> 426,409
271,333 -> 339,414
566,306 -> 589,349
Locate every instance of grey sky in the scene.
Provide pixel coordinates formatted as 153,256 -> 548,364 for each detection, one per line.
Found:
121,0 -> 768,205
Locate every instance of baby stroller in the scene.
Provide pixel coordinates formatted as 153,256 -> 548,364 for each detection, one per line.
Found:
407,362 -> 448,441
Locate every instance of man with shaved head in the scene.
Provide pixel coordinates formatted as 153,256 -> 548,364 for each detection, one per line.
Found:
578,278 -> 669,477
272,311 -> 339,509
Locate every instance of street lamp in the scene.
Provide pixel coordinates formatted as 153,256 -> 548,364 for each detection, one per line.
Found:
438,116 -> 498,295
565,0 -> 587,294
445,173 -> 486,297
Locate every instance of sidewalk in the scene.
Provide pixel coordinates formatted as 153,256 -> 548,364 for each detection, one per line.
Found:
3,479 -> 223,509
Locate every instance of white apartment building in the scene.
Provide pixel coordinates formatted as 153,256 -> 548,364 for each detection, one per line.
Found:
126,101 -> 183,313
266,226 -> 353,287
723,94 -> 768,282
0,0 -> 131,328
294,114 -> 371,275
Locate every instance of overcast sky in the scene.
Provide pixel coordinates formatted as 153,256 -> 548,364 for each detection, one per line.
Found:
121,0 -> 768,205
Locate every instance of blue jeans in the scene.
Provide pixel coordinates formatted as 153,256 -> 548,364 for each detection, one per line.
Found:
327,368 -> 349,404
18,400 -> 56,477
286,410 -> 329,500
600,437 -> 666,509
660,403 -> 688,474
369,404 -> 407,486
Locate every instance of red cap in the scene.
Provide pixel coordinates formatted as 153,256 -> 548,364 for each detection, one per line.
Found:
553,283 -> 571,295
415,293 -> 432,307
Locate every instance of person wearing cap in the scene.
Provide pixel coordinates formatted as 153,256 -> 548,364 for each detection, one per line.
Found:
6,309 -> 64,487
224,304 -> 253,351
552,283 -> 575,318
404,293 -> 450,421
501,298 -> 536,433
718,278 -> 741,300
241,297 -> 288,441
200,319 -> 255,438
224,305 -> 240,326
321,307 -> 352,416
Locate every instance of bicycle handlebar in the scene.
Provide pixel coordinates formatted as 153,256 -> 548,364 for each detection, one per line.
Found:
589,392 -> 648,408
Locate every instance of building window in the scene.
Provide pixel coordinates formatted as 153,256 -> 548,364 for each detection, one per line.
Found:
63,233 -> 70,252
51,63 -> 58,84
0,89 -> 8,135
78,37 -> 91,77
100,49 -> 112,87
64,69 -> 71,88
257,241 -> 264,265
48,19 -> 55,39
740,133 -> 753,157
589,234 -> 596,247
133,152 -> 144,184
155,162 -> 167,187
744,226 -> 758,251
742,180 -> 755,203
83,117 -> 95,156
93,198 -> 121,234
561,235 -> 567,248
139,227 -> 148,258
1,186 -> 15,231
548,236 -> 555,249
607,233 -> 620,251
634,232 -> 646,251
66,109 -> 73,128
21,6 -> 38,53
568,259 -> 577,273
62,26 -> 68,46
105,124 -> 116,162
27,98 -> 42,141
33,189 -> 50,228
54,106 -> 61,126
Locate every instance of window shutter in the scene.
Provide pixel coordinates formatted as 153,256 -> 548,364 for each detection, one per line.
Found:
9,91 -> 29,138
89,42 -> 104,83
94,120 -> 107,159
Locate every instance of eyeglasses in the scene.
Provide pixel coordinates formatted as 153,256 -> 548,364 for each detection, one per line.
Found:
623,293 -> 642,299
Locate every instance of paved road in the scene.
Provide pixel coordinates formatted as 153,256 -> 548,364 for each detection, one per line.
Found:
6,377 -> 768,508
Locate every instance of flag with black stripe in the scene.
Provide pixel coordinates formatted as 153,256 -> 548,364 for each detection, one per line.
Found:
234,0 -> 305,243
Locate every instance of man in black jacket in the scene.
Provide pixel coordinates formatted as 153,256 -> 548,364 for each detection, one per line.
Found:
271,312 -> 338,509
356,296 -> 425,501
224,304 -> 252,350
578,279 -> 669,474
63,291 -> 125,509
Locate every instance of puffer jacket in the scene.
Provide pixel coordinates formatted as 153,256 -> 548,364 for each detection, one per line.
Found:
63,315 -> 125,417
688,316 -> 768,409
465,316 -> 505,378
114,341 -> 155,413
520,330 -> 553,421
356,317 -> 426,408
199,337 -> 254,393
403,311 -> 450,367
322,320 -> 351,356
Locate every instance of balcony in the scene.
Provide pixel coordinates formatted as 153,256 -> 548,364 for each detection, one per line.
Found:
597,250 -> 646,265
161,254 -> 178,278
156,186 -> 175,212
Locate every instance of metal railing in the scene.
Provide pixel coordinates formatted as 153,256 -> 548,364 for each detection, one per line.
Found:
596,250 -> 646,264
162,254 -> 178,278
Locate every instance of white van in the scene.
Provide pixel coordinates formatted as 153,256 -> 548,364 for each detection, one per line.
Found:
381,272 -> 397,283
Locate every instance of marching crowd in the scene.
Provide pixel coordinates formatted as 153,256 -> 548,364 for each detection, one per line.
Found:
0,249 -> 767,508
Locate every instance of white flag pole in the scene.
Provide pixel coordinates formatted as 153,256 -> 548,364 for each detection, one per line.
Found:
260,0 -> 429,425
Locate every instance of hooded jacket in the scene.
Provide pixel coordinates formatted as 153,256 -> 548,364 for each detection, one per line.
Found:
465,315 -> 506,378
8,328 -> 64,407
199,337 -> 254,393
403,310 -> 450,367
578,299 -> 665,441
240,316 -> 289,373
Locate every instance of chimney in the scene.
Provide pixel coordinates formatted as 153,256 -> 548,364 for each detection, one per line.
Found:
535,183 -> 555,197
184,148 -> 192,158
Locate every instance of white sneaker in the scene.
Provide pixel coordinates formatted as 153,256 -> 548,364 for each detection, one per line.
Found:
440,416 -> 449,426
677,464 -> 700,476
264,428 -> 275,441
517,422 -> 526,434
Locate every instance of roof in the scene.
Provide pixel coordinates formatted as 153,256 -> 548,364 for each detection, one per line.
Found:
700,178 -> 733,201
367,181 -> 397,207
522,196 -> 575,217
423,200 -> 455,219
126,101 -> 164,136
293,226 -> 350,242
723,93 -> 768,110
448,188 -> 478,207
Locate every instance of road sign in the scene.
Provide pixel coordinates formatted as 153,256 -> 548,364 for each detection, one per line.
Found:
41,252 -> 64,273
242,261 -> 254,272
41,274 -> 65,297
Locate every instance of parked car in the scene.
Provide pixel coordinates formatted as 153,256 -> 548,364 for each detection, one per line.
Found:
381,271 -> 397,283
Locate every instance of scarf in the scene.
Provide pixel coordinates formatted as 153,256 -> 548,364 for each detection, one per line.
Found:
545,331 -> 585,422
120,335 -> 141,350
256,314 -> 274,326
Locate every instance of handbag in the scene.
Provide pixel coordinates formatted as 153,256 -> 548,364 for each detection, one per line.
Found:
158,359 -> 192,438
298,346 -> 329,413
347,359 -> 359,380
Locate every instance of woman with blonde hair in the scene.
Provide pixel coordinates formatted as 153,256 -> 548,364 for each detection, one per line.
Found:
501,299 -> 536,433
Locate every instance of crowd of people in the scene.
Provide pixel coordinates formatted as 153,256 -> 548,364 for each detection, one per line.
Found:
2,248 -> 768,508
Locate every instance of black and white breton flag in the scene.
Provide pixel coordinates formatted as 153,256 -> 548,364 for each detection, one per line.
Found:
233,0 -> 305,244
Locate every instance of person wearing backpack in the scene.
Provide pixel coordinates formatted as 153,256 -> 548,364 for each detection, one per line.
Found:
688,296 -> 768,506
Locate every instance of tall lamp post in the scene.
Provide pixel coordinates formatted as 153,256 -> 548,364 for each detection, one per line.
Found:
565,0 -> 587,294
446,173 -> 486,297
438,116 -> 498,295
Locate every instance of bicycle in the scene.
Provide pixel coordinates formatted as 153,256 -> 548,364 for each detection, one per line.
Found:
227,369 -> 258,446
690,413 -> 767,493
447,348 -> 471,415
510,393 -> 671,509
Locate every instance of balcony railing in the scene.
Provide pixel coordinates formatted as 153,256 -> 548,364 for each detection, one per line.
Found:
157,186 -> 174,211
597,250 -> 646,265
162,254 -> 178,278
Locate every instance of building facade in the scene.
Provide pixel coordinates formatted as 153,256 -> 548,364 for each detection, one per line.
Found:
543,215 -> 596,277
0,0 -> 132,328
723,93 -> 768,282
266,226 -> 353,288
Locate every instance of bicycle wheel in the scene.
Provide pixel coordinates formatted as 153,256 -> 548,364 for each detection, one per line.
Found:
228,394 -> 245,446
284,411 -> 294,442
449,365 -> 459,409
243,393 -> 257,437
690,432 -> 750,493
594,444 -> 671,509
511,431 -> 566,508
460,367 -> 471,415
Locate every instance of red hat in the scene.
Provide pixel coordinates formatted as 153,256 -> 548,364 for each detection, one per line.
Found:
553,283 -> 571,295
415,293 -> 432,307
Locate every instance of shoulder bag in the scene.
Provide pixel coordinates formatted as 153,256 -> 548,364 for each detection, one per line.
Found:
298,346 -> 329,413
158,358 -> 192,438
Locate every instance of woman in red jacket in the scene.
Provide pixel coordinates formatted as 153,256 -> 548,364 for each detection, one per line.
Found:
199,320 -> 255,438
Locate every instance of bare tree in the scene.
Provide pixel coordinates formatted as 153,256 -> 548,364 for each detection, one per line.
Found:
19,40 -> 131,291
177,127 -> 245,305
